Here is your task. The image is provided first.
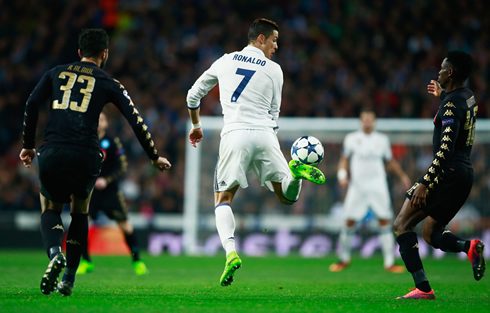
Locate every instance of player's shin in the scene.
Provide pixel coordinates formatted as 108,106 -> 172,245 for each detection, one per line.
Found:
281,174 -> 302,202
397,232 -> 432,292
64,213 -> 89,284
430,229 -> 470,253
215,203 -> 236,254
339,225 -> 355,263
379,224 -> 395,267
40,210 -> 65,259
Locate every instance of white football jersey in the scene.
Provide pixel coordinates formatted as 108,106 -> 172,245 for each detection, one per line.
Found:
187,46 -> 283,135
342,130 -> 392,186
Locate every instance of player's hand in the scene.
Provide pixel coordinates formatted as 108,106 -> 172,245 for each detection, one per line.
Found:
19,148 -> 36,168
189,128 -> 203,148
152,157 -> 171,172
410,183 -> 427,210
338,178 -> 349,189
95,177 -> 108,190
427,80 -> 443,98
400,174 -> 412,190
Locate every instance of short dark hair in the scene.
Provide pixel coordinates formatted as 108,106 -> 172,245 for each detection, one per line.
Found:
446,50 -> 474,81
360,107 -> 376,117
248,18 -> 279,44
78,29 -> 109,58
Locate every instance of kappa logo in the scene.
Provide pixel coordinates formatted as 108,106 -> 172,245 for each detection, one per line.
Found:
52,224 -> 64,231
412,243 -> 419,249
442,230 -> 452,235
66,239 -> 81,245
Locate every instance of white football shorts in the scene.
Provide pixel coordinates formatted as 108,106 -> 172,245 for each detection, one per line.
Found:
214,129 -> 290,192
343,182 -> 393,221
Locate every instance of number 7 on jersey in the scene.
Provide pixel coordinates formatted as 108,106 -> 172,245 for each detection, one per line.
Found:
231,68 -> 256,103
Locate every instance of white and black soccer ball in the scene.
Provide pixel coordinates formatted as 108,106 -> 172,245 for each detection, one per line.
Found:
291,136 -> 324,167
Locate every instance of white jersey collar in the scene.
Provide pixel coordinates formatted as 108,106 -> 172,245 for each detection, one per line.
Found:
242,46 -> 266,58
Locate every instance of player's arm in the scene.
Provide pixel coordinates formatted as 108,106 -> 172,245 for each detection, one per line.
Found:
20,71 -> 52,168
385,158 -> 411,189
105,137 -> 128,184
337,156 -> 349,188
186,57 -> 221,147
270,67 -> 284,125
411,102 -> 460,209
110,80 -> 170,172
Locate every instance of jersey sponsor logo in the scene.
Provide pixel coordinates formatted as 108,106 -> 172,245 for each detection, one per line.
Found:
232,54 -> 266,66
466,96 -> 476,108
442,118 -> 454,125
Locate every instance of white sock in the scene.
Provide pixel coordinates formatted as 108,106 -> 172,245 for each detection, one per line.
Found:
215,203 -> 236,255
281,173 -> 302,202
339,225 -> 355,263
379,224 -> 395,268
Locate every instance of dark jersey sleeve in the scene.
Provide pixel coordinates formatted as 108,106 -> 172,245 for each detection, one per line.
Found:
23,71 -> 53,149
109,78 -> 159,161
103,137 -> 128,184
421,100 -> 461,188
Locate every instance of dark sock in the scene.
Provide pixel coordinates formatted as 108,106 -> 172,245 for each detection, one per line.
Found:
40,210 -> 65,259
430,229 -> 469,253
65,213 -> 89,272
62,268 -> 77,284
124,232 -> 140,262
397,232 -> 432,292
81,241 -> 91,262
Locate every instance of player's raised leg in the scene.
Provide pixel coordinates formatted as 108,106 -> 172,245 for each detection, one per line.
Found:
288,160 -> 325,185
39,195 -> 66,295
215,186 -> 242,286
423,217 -> 486,281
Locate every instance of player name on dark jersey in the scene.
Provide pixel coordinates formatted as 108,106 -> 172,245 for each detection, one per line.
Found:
23,61 -> 159,160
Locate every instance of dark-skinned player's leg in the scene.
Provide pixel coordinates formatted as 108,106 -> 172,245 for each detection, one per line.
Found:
393,199 -> 435,299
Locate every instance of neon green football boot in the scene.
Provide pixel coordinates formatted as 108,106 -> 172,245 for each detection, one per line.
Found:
289,160 -> 325,184
220,251 -> 242,286
133,260 -> 148,275
76,259 -> 94,275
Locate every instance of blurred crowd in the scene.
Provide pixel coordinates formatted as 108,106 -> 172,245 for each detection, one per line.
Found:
1,0 -> 490,222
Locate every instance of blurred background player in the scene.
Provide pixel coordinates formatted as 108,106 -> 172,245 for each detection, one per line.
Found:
77,111 -> 147,276
19,29 -> 171,296
186,18 -> 325,286
331,108 -> 412,273
394,51 -> 485,300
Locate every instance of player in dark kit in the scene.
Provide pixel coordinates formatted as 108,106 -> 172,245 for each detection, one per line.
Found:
77,111 -> 147,276
19,29 -> 171,296
393,51 -> 486,300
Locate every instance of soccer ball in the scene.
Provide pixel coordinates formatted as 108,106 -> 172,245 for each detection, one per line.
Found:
291,136 -> 324,167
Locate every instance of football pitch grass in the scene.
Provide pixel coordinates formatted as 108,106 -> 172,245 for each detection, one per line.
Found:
0,251 -> 488,313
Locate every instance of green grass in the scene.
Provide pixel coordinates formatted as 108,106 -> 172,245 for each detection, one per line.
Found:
0,251 -> 488,313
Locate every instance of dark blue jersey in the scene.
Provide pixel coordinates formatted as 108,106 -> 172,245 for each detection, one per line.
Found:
23,61 -> 159,160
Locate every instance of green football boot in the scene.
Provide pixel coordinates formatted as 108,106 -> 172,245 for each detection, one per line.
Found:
220,251 -> 242,286
76,259 -> 94,275
133,260 -> 148,275
289,160 -> 325,184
